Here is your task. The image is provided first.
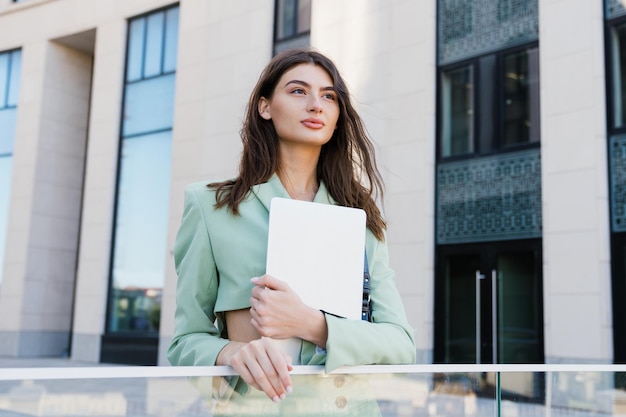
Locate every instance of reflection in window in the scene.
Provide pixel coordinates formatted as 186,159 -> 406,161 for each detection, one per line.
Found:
108,7 -> 178,334
122,74 -> 175,137
125,7 -> 178,83
612,22 -> 626,128
274,0 -> 311,55
0,49 -> 21,286
109,132 -> 171,332
441,66 -> 474,157
503,48 -> 540,146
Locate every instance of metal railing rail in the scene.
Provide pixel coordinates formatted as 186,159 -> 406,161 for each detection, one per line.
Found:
2,363 -> 626,381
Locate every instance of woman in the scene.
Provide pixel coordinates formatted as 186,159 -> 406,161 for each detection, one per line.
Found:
167,48 -> 416,409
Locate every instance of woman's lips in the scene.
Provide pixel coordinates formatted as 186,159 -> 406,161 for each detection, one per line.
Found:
301,118 -> 325,129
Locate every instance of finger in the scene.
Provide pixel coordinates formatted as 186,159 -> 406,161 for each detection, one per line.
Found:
228,354 -> 262,392
250,285 -> 267,300
254,274 -> 288,292
266,346 -> 293,394
249,296 -> 268,321
245,344 -> 287,401
234,345 -> 279,399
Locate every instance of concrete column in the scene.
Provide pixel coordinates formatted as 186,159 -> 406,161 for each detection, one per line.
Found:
0,40 -> 92,357
539,0 -> 612,363
70,20 -> 125,362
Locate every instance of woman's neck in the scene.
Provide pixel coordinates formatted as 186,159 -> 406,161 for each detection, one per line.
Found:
277,146 -> 320,201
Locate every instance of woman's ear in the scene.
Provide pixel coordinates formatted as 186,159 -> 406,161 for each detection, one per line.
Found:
258,97 -> 272,120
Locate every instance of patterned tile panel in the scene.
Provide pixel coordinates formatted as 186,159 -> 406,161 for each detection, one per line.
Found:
436,149 -> 542,244
438,0 -> 538,65
611,135 -> 626,232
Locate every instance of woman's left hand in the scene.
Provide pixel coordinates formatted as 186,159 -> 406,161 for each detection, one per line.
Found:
249,275 -> 328,347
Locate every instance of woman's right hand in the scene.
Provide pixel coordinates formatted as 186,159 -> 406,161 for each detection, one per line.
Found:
216,338 -> 293,402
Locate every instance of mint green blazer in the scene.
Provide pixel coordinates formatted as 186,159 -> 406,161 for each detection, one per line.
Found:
167,174 -> 416,372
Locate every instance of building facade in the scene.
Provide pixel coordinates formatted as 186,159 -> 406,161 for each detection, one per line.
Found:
0,0 -> 621,381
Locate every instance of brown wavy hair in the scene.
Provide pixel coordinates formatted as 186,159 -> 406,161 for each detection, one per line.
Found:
210,48 -> 387,240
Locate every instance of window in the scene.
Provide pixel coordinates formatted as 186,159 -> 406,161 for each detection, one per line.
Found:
439,46 -> 540,159
610,22 -> 626,129
440,66 -> 474,157
107,7 -> 178,335
0,49 -> 21,286
273,0 -> 311,55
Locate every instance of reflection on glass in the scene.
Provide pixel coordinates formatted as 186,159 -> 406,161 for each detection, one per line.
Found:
444,254 -> 479,364
297,0 -> 311,34
614,23 -> 626,128
0,108 -> 17,155
441,66 -> 474,157
122,74 -> 175,137
163,8 -> 179,73
1,369 -> 626,416
503,48 -> 539,146
276,0 -> 297,40
126,18 -> 145,82
0,50 -> 19,287
109,132 -> 171,333
497,251 -> 542,364
274,0 -> 311,54
7,49 -> 21,107
0,53 -> 7,106
109,6 -> 178,336
144,12 -> 165,78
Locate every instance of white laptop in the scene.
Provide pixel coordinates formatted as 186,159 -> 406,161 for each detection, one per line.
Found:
266,197 -> 367,363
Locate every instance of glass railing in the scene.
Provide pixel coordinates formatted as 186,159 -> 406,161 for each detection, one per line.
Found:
1,364 -> 625,416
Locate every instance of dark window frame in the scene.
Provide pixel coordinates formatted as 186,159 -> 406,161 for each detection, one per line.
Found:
0,49 -> 20,111
0,49 -> 21,160
605,11 -> 626,365
436,42 -> 541,163
104,4 -> 179,354
125,6 -> 179,84
273,0 -> 311,55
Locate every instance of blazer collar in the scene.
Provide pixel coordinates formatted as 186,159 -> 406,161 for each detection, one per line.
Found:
251,173 -> 335,212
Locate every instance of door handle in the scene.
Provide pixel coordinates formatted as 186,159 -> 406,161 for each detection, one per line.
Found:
492,269 -> 497,364
475,270 -> 485,364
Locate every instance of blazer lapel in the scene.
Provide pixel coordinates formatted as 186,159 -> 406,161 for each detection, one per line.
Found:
251,174 -> 290,212
313,180 -> 336,205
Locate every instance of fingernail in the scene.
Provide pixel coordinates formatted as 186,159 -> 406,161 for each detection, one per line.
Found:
251,276 -> 259,282
279,393 -> 286,400
286,386 -> 293,394
272,395 -> 280,403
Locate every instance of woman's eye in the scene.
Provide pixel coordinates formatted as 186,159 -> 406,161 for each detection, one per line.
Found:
323,93 -> 336,101
291,88 -> 305,95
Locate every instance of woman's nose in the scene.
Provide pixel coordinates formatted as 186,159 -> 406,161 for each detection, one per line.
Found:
307,96 -> 322,113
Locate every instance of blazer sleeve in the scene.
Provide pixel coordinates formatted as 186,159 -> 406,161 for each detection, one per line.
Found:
167,185 -> 229,366
303,231 -> 416,372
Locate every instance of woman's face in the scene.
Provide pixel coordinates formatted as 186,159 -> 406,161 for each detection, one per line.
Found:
258,63 -> 340,149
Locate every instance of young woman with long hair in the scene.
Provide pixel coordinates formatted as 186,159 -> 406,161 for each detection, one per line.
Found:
168,48 -> 415,411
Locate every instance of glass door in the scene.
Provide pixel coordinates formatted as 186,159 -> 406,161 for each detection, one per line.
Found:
436,240 -> 543,364
612,234 -> 626,364
435,240 -> 544,399
496,250 -> 543,364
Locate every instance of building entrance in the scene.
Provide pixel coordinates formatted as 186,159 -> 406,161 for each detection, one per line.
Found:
435,239 -> 543,365
434,240 -> 545,401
